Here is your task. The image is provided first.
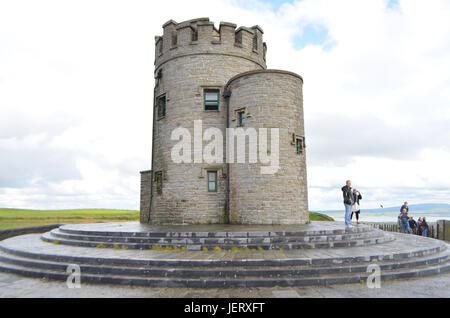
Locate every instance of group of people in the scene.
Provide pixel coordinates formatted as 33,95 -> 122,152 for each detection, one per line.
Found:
341,181 -> 430,237
341,180 -> 362,227
397,201 -> 430,237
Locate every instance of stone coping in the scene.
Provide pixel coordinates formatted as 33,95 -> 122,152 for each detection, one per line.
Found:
225,69 -> 304,89
58,221 -> 370,237
0,224 -> 62,241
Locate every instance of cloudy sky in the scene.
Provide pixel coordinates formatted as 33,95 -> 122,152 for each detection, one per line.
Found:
1,0 -> 449,211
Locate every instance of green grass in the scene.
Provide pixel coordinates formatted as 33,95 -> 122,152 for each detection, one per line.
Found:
309,211 -> 334,221
0,208 -> 334,230
0,208 -> 139,230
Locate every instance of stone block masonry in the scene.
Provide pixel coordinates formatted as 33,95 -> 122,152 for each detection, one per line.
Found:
140,18 -> 309,225
139,170 -> 152,223
226,70 -> 308,224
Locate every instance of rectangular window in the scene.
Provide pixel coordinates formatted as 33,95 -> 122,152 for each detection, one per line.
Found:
296,138 -> 303,154
157,95 -> 166,119
155,171 -> 163,195
237,111 -> 245,127
204,89 -> 219,111
207,171 -> 218,192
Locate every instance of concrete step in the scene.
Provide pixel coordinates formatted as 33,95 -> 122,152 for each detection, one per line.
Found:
57,222 -> 374,238
0,248 -> 447,279
0,257 -> 448,288
41,231 -> 393,250
1,234 -> 446,268
49,228 -> 385,244
1,232 -> 448,288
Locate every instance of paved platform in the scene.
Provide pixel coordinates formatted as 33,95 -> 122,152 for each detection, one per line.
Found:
1,271 -> 449,298
0,220 -> 448,288
56,221 -> 372,234
0,231 -> 445,262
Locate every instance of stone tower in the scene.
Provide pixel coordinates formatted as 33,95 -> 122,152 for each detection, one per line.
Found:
140,18 -> 308,225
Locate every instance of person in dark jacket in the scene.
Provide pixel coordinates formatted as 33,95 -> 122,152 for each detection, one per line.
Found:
422,217 -> 429,237
417,217 -> 423,236
400,201 -> 409,213
341,180 -> 354,227
409,217 -> 417,234
351,189 -> 362,224
399,208 -> 410,234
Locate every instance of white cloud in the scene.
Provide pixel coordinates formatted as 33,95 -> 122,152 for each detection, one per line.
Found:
0,0 -> 449,211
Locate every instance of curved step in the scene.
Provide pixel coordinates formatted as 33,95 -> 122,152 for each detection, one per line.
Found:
0,232 -> 448,288
57,221 -> 374,238
1,233 -> 445,268
0,258 -> 448,288
41,230 -> 393,250
49,228 -> 386,244
0,248 -> 447,278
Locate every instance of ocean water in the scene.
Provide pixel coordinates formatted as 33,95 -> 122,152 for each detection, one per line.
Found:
325,210 -> 450,223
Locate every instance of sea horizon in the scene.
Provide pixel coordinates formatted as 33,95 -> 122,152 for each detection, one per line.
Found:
314,202 -> 450,223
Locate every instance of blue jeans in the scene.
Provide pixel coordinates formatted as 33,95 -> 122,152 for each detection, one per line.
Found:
344,204 -> 352,226
401,221 -> 410,234
423,229 -> 428,237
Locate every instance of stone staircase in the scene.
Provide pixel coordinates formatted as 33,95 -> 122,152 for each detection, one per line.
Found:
0,222 -> 448,288
40,223 -> 391,250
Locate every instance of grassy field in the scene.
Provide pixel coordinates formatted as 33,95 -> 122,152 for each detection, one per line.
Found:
309,211 -> 335,221
0,208 -> 139,230
0,209 -> 334,230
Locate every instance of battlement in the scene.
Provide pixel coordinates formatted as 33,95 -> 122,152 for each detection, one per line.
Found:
154,18 -> 267,70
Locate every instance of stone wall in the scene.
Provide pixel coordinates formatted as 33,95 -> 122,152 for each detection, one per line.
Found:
226,70 -> 309,224
139,170 -> 152,223
0,224 -> 62,241
148,18 -> 266,225
141,18 -> 309,225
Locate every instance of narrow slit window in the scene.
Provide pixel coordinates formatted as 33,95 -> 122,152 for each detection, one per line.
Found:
207,171 -> 218,192
253,34 -> 258,50
155,171 -> 163,195
237,111 -> 245,127
296,138 -> 303,154
157,95 -> 166,119
204,89 -> 219,111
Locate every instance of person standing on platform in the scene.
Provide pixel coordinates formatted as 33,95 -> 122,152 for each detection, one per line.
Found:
409,217 -> 417,235
422,217 -> 429,237
400,201 -> 409,213
351,189 -> 362,224
417,217 -> 423,236
400,208 -> 410,234
341,180 -> 354,227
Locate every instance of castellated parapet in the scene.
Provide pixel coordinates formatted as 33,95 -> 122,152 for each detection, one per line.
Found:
155,18 -> 266,70
140,18 -> 308,225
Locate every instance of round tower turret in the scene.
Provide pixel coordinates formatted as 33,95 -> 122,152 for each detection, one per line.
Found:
225,70 -> 309,224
